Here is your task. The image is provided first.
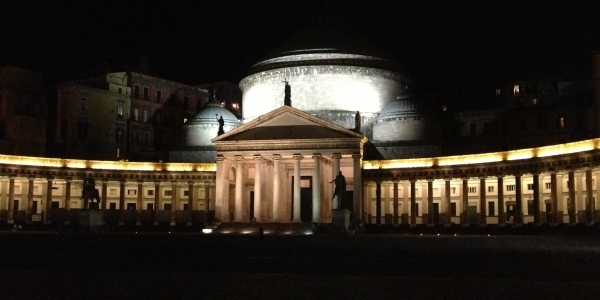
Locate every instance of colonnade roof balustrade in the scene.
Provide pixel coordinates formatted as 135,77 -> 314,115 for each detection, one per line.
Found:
363,138 -> 600,180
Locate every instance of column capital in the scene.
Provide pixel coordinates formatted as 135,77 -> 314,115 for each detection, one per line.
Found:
272,154 -> 281,160
65,177 -> 73,182
332,153 -> 342,159
495,174 -> 504,179
216,155 -> 225,162
137,179 -> 144,184
293,154 -> 303,160
27,175 -> 36,180
253,155 -> 263,161
352,153 -> 362,159
119,178 -> 126,184
46,176 -> 54,181
312,153 -> 322,160
235,155 -> 244,162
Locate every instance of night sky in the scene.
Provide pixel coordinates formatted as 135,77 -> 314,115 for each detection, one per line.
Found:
2,0 -> 600,91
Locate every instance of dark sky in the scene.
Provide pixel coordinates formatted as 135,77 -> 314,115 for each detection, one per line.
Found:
2,0 -> 600,91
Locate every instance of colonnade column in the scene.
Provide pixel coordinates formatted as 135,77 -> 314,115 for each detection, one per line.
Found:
272,154 -> 281,222
235,155 -> 244,222
253,155 -> 262,222
515,174 -> 523,225
137,180 -> 143,225
153,181 -> 160,225
462,178 -> 468,225
45,177 -> 53,223
7,175 -> 15,220
568,170 -> 576,224
170,180 -> 178,225
375,181 -> 381,225
352,153 -> 362,223
204,181 -> 211,224
533,173 -> 540,224
410,179 -> 416,225
27,176 -> 34,220
101,180 -> 108,210
444,178 -> 451,225
312,154 -> 322,223
332,153 -> 341,209
550,172 -> 558,223
393,180 -> 399,225
293,154 -> 302,222
215,155 -> 225,222
119,179 -> 125,225
65,178 -> 72,211
585,168 -> 594,223
187,181 -> 194,214
497,175 -> 504,225
427,179 -> 433,225
479,177 -> 486,225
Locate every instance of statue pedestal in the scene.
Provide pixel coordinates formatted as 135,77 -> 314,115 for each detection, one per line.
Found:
79,210 -> 104,232
331,209 -> 351,234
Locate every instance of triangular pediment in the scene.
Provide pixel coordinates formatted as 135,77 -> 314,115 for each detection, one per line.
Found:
213,105 -> 364,142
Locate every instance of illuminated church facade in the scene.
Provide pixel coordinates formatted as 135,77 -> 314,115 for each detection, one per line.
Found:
1,18 -> 600,231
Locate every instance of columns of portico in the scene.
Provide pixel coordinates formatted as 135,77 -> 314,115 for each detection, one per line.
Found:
393,180 -> 399,225
293,154 -> 302,222
575,172 -> 584,223
479,177 -> 487,225
444,178 -> 451,225
45,177 -> 53,223
533,173 -> 540,224
204,181 -> 212,224
153,181 -> 160,225
235,155 -> 244,222
137,180 -> 143,224
402,181 -> 409,224
101,180 -> 108,210
272,154 -> 281,222
254,155 -> 263,222
427,179 -> 433,225
119,179 -> 126,225
215,155 -> 225,222
461,178 -> 468,225
410,179 -> 416,225
312,154 -> 322,223
550,172 -> 559,224
568,170 -> 576,224
187,181 -> 194,211
585,168 -> 594,223
332,153 -> 341,209
352,153 -> 362,223
65,178 -> 72,211
27,176 -> 34,220
7,175 -> 15,220
497,175 -> 505,225
515,174 -> 523,225
170,180 -> 178,225
375,181 -> 382,225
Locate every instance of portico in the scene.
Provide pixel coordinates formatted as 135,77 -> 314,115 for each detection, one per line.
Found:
213,105 -> 366,224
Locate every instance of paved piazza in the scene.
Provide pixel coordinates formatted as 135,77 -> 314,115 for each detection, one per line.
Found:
1,233 -> 600,299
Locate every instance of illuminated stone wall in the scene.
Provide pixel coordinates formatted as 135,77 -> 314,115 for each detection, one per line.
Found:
240,65 -> 409,138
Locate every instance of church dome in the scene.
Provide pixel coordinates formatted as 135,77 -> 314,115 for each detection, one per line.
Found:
373,96 -> 427,142
376,96 -> 423,120
184,99 -> 240,147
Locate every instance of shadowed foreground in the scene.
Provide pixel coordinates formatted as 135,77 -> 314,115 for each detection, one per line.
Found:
1,233 -> 599,299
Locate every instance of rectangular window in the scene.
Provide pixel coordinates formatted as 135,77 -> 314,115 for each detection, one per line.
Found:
127,203 -> 136,210
487,186 -> 494,193
156,90 -> 162,102
513,85 -> 520,95
116,147 -> 121,159
488,201 -> 495,216
127,189 -> 137,196
451,187 -> 457,195
527,183 -> 534,191
143,87 -> 149,100
79,97 -> 87,113
527,200 -> 535,215
146,203 -> 154,210
134,85 -> 140,98
116,127 -> 124,142
109,188 -> 117,196
451,202 -> 457,216
109,203 -> 117,210
143,109 -> 148,122
557,117 -> 566,129
495,89 -> 501,96
147,189 -> 154,196
469,186 -> 477,193
506,185 -> 515,191
163,203 -> 172,210
164,190 -> 172,197
118,87 -> 122,94
183,190 -> 189,197
183,203 -> 189,210
545,182 -> 551,190
133,108 -> 139,121
117,102 -> 123,119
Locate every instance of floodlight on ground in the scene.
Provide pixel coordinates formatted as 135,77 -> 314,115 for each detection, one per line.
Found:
202,228 -> 213,234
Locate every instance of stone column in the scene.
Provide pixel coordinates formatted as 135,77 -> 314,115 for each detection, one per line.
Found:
171,180 -> 177,225
444,178 -> 451,225
101,180 -> 108,210
410,179 -> 416,225
235,155 -> 244,222
65,178 -> 72,211
402,181 -> 409,224
375,181 -> 382,225
153,181 -> 160,225
550,172 -> 558,224
137,180 -> 143,225
497,175 -> 505,225
515,174 -> 523,225
119,179 -> 125,225
332,153 -> 341,209
586,168 -> 594,223
533,173 -> 540,224
352,153 -> 362,223
427,179 -> 433,225
254,155 -> 263,222
568,170 -> 576,224
393,180 -> 399,225
462,178 -> 468,225
293,154 -> 302,222
45,177 -> 53,223
204,181 -> 211,224
479,177 -> 486,225
7,175 -> 15,220
272,154 -> 281,222
576,172 -> 584,223
27,176 -> 34,220
187,181 -> 194,211
312,154 -> 322,223
215,155 -> 225,222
